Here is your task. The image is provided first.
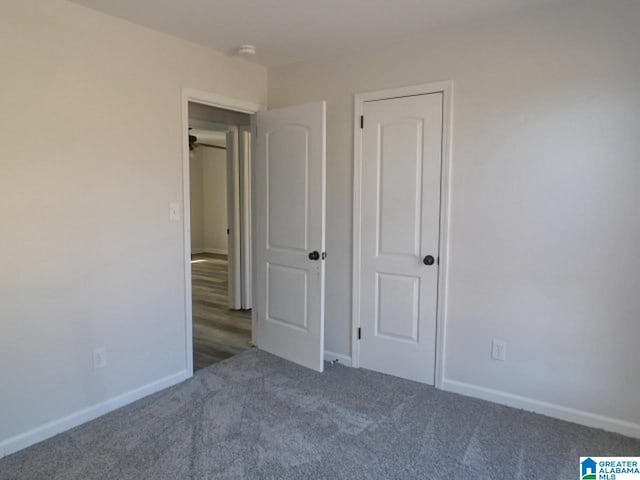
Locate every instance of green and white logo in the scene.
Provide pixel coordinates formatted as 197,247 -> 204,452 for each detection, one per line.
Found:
580,457 -> 640,480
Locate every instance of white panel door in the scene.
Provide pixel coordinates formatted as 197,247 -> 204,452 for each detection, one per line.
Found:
254,102 -> 326,372
359,93 -> 443,384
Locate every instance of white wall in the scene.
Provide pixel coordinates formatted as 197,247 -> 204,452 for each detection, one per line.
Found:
190,146 -> 229,254
268,0 -> 640,434
0,0 -> 265,454
189,150 -> 205,251
201,147 -> 229,254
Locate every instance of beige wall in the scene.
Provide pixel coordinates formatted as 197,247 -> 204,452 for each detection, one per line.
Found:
189,150 -> 205,251
201,147 -> 229,254
0,0 -> 265,452
268,0 -> 640,432
2,0 -> 639,452
190,146 -> 228,254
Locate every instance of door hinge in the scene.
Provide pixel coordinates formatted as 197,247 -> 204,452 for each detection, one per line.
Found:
357,327 -> 361,340
360,115 -> 364,129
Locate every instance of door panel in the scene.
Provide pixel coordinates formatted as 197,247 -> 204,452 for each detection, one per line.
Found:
376,273 -> 420,343
267,126 -> 309,252
378,119 -> 424,257
255,102 -> 326,372
360,93 -> 443,384
267,263 -> 308,331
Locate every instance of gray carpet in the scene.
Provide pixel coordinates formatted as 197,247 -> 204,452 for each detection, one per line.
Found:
1,349 -> 638,480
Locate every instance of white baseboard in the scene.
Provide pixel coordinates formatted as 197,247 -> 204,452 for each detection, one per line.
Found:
441,378 -> 640,439
0,370 -> 191,458
324,350 -> 352,367
191,248 -> 227,255
203,248 -> 228,255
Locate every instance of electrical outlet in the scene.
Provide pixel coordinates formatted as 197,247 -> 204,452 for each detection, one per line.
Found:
491,339 -> 506,361
93,347 -> 107,369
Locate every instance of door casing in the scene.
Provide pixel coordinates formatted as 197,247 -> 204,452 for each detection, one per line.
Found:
181,88 -> 264,376
239,127 -> 253,310
351,81 -> 453,388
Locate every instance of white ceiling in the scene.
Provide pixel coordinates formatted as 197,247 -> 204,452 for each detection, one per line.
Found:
69,0 -> 561,67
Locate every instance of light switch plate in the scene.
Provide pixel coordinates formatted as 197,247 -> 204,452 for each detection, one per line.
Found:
93,347 -> 107,369
491,339 -> 506,361
169,202 -> 181,221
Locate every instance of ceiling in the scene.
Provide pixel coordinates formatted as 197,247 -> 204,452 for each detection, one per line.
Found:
69,0 -> 561,67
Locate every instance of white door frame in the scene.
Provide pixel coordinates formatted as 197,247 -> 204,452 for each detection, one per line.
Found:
351,81 -> 453,388
226,126 -> 241,309
181,88 -> 263,375
239,126 -> 253,310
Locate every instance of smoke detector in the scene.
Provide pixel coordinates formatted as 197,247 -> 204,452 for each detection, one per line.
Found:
237,45 -> 257,56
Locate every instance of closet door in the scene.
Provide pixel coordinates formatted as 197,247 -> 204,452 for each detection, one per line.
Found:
359,93 -> 443,384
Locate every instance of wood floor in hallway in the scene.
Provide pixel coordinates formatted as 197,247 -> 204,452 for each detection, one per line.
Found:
191,253 -> 252,371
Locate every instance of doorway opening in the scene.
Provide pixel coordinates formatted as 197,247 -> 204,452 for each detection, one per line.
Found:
182,89 -> 327,376
187,101 -> 253,371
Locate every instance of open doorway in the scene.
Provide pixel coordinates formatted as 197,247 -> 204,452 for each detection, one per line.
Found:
183,89 -> 328,376
188,101 -> 253,371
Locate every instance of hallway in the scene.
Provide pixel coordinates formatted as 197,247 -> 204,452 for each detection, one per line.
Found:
191,253 -> 252,370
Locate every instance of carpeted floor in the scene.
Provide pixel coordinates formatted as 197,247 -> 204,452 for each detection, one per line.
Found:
1,349 -> 638,480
